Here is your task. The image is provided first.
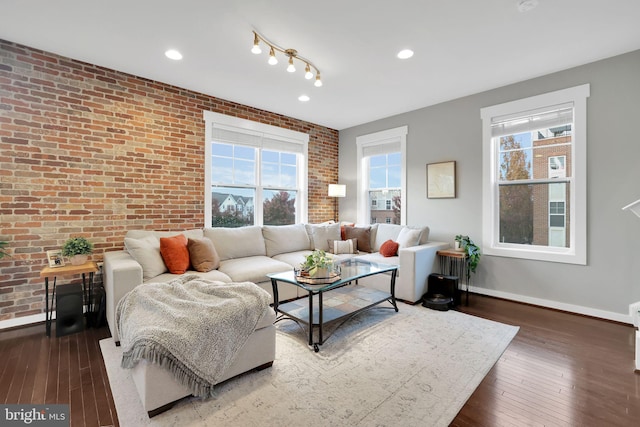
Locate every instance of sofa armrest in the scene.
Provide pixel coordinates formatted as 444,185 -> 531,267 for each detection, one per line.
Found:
397,241 -> 450,303
104,250 -> 143,344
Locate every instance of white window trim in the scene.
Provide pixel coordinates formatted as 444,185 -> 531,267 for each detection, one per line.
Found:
480,84 -> 589,265
203,111 -> 309,226
356,126 -> 407,225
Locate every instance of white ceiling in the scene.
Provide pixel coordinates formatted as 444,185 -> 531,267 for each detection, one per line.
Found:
2,0 -> 640,130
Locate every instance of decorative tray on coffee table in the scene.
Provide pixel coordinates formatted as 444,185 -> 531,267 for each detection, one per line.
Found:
295,272 -> 341,285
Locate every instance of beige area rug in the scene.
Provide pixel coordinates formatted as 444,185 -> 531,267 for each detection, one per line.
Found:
100,303 -> 519,427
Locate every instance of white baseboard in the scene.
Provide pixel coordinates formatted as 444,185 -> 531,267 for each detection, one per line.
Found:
0,312 -> 47,331
469,285 -> 632,324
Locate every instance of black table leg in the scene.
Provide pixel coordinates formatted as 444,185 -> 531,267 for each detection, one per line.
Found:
45,277 -> 50,337
270,278 -> 280,314
389,269 -> 399,312
308,290 -> 313,347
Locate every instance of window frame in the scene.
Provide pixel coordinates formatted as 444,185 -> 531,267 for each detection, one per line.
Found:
356,126 -> 408,225
204,111 -> 309,227
480,84 -> 589,265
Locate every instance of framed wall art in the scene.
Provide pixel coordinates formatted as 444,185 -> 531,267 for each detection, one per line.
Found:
46,250 -> 65,268
427,161 -> 456,199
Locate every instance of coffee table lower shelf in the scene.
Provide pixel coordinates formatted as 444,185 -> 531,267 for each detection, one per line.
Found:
274,284 -> 397,352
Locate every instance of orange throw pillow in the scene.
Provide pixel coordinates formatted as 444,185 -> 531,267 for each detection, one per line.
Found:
159,234 -> 190,274
380,239 -> 399,257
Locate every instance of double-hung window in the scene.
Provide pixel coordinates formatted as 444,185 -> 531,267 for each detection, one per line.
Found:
204,111 -> 308,227
356,126 -> 407,225
481,85 -> 589,264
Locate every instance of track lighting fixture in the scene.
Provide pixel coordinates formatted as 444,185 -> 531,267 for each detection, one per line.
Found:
251,30 -> 322,87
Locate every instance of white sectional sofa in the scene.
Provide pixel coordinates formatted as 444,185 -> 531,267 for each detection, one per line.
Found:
104,222 -> 448,343
103,222 -> 447,416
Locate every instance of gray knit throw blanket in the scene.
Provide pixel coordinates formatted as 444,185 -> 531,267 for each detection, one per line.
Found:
116,274 -> 272,398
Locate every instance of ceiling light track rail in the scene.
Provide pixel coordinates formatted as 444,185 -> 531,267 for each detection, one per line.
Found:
252,30 -> 323,87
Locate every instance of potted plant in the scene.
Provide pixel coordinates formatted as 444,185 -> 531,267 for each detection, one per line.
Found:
0,241 -> 9,260
62,237 -> 94,266
454,235 -> 481,274
300,249 -> 334,278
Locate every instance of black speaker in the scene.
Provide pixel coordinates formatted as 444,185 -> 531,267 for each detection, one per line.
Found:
56,283 -> 84,337
422,274 -> 459,311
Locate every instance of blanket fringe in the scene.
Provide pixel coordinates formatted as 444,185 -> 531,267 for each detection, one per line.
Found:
121,341 -> 215,399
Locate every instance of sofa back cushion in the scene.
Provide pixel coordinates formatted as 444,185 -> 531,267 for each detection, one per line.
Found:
372,224 -> 430,251
123,229 -> 204,281
262,224 -> 311,257
204,226 -> 266,261
125,229 -> 204,240
124,235 -> 167,281
373,224 -> 403,251
397,227 -> 422,249
306,223 -> 341,252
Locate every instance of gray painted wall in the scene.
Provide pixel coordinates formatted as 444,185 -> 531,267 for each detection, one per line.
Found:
339,49 -> 640,320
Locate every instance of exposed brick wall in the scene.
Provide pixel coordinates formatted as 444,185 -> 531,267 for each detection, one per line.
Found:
0,39 -> 338,322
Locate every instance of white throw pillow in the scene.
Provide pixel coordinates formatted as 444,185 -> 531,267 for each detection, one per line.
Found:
124,235 -> 167,281
396,227 -> 422,249
327,238 -> 358,255
306,223 -> 341,251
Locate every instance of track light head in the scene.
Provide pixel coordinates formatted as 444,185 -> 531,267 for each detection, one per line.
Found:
314,74 -> 323,87
251,33 -> 262,54
268,47 -> 278,65
286,50 -> 297,72
304,63 -> 313,79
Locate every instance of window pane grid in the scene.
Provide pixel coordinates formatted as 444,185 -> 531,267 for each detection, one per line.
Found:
212,143 -> 300,226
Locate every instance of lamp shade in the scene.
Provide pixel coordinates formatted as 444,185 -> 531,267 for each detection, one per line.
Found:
622,199 -> 640,218
328,184 -> 346,198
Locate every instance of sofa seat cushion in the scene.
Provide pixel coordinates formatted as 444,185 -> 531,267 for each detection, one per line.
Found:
219,256 -> 292,284
272,250 -> 313,269
144,269 -> 232,285
262,224 -> 311,257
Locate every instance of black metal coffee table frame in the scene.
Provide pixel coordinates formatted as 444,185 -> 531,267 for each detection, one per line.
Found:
268,259 -> 398,352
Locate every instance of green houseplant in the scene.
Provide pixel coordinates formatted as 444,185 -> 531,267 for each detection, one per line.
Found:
300,249 -> 334,277
454,235 -> 481,274
62,237 -> 94,266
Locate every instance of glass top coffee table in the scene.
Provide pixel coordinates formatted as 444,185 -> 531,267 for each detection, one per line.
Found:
267,258 -> 398,352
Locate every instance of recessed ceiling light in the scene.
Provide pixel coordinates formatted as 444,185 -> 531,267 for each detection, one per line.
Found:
165,49 -> 183,60
397,49 -> 414,59
298,95 -> 310,102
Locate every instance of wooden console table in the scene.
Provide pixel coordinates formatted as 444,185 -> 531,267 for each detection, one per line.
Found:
40,261 -> 98,336
436,249 -> 470,306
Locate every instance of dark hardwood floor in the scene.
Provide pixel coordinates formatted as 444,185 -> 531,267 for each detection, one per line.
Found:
1,294 -> 639,426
